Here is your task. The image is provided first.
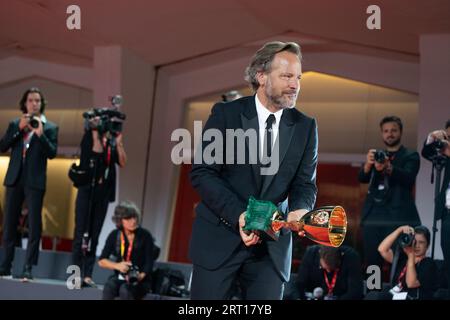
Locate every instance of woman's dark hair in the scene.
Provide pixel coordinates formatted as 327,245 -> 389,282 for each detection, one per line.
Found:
112,201 -> 141,228
414,225 -> 431,246
19,87 -> 47,114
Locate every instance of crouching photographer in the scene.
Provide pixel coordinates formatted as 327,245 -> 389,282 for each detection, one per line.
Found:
98,201 -> 156,300
367,225 -> 438,300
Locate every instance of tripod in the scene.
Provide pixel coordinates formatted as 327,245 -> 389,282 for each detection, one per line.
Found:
81,132 -> 116,256
430,154 -> 447,259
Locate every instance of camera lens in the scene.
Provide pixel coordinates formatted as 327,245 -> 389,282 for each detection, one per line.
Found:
399,233 -> 414,248
374,150 -> 387,163
29,117 -> 39,129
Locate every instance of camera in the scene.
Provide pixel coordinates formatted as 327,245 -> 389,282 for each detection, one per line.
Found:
430,139 -> 447,152
28,115 -> 40,129
374,150 -> 389,164
82,95 -> 126,135
83,107 -> 126,135
399,232 -> 414,248
126,265 -> 140,285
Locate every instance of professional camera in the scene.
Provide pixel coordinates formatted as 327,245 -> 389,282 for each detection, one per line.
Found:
126,265 -> 140,285
429,139 -> 447,152
399,232 -> 414,248
82,95 -> 126,135
28,114 -> 40,129
374,150 -> 390,164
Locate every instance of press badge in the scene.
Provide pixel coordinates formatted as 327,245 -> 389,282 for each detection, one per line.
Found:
390,285 -> 407,300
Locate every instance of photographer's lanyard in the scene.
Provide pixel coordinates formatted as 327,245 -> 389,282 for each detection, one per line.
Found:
396,265 -> 407,289
120,232 -> 134,262
323,269 -> 339,296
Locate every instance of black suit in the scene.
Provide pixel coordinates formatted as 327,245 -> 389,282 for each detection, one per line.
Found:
0,117 -> 58,269
421,141 -> 450,296
189,96 -> 318,299
359,146 -> 421,269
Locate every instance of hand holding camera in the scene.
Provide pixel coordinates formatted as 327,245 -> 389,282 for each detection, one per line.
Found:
116,261 -> 132,274
397,225 -> 415,248
428,130 -> 450,157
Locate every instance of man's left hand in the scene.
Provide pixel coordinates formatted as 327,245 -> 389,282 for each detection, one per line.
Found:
403,245 -> 415,257
287,209 -> 308,237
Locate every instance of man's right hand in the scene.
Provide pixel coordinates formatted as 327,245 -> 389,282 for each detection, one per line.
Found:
397,225 -> 414,235
19,114 -> 29,131
364,149 -> 376,173
115,261 -> 132,273
239,212 -> 260,247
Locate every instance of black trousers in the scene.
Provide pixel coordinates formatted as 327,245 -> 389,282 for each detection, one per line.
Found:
441,210 -> 450,298
102,276 -> 151,300
1,169 -> 44,269
72,184 -> 111,278
190,242 -> 284,300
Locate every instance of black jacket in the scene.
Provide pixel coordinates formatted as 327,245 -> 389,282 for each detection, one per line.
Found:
99,227 -> 156,280
76,130 -> 119,202
421,140 -> 450,220
358,146 -> 421,227
296,245 -> 363,300
0,118 -> 58,190
189,95 -> 318,282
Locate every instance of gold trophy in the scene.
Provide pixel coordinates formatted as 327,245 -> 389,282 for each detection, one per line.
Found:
243,197 -> 347,247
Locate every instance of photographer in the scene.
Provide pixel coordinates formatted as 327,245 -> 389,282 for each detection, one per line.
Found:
98,201 -> 155,300
295,245 -> 363,300
421,119 -> 450,297
359,116 -> 421,270
71,107 -> 127,288
369,225 -> 438,300
0,87 -> 58,280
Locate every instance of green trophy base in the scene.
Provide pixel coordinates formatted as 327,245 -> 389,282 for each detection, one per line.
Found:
243,197 -> 281,240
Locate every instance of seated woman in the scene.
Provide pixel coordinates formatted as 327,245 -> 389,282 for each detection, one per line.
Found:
98,201 -> 156,300
367,225 -> 438,300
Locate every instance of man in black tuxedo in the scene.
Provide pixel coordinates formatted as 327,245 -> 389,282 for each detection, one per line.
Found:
359,116 -> 421,270
0,87 -> 58,280
189,41 -> 318,299
421,120 -> 450,297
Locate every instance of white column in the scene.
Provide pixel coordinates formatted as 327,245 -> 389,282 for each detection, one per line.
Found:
93,46 -> 155,253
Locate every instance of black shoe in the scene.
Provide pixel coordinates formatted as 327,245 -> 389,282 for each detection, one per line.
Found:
81,278 -> 97,288
20,265 -> 33,281
0,266 -> 12,277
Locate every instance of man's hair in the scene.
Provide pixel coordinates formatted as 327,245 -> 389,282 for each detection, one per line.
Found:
244,41 -> 302,91
112,201 -> 141,227
19,87 -> 47,114
319,246 -> 342,270
414,225 -> 431,247
379,116 -> 403,132
445,119 -> 450,130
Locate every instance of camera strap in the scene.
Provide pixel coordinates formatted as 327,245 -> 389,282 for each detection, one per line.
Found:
120,231 -> 134,262
323,269 -> 339,296
101,137 -> 112,179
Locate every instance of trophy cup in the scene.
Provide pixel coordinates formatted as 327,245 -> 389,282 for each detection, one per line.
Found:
243,197 -> 347,247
